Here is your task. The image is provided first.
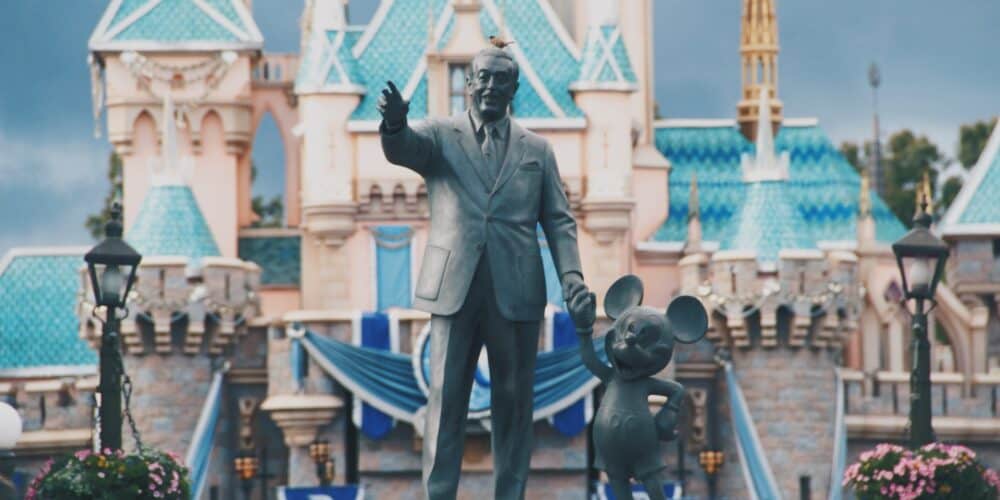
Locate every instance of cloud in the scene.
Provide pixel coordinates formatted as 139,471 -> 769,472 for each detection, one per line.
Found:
0,131 -> 110,193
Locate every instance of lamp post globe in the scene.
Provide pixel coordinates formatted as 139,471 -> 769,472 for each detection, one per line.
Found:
84,202 -> 142,451
891,194 -> 948,448
0,401 -> 22,449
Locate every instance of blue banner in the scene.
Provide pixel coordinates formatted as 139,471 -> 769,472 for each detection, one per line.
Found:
278,485 -> 363,500
552,311 -> 587,436
595,481 -> 682,500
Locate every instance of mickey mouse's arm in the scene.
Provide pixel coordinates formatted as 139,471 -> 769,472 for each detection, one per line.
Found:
578,328 -> 613,383
648,378 -> 686,441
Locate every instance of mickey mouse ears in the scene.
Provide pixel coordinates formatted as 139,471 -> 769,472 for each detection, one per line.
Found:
667,295 -> 708,344
604,274 -> 644,320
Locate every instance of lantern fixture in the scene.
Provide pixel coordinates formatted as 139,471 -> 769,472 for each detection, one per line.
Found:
891,195 -> 948,303
85,203 -> 141,310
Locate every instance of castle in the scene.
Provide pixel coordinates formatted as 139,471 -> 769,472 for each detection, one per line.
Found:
1,0 -> 999,498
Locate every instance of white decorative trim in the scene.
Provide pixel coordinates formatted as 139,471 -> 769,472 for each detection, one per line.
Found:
351,0 -> 394,58
782,117 -> 820,127
89,40 -> 262,52
0,365 -> 98,379
655,118 -> 737,128
402,58 -> 427,101
940,223 -> 1000,237
816,240 -> 858,251
569,81 -> 638,93
89,0 -> 124,46
102,0 -> 163,42
482,0 -> 567,118
712,249 -> 757,261
634,241 -> 685,253
536,0 -> 581,60
194,0 -> 251,42
777,249 -> 825,260
231,0 -> 264,43
351,311 -> 364,429
297,83 -> 368,95
941,120 -> 1000,234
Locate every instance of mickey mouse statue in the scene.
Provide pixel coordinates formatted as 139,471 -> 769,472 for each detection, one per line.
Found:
568,274 -> 708,500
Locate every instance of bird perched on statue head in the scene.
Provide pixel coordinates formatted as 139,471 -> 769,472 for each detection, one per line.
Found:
489,35 -> 515,49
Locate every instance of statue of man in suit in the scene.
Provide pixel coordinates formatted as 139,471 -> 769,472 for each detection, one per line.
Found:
378,47 -> 594,499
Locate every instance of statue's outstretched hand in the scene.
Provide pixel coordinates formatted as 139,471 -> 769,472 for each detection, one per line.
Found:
377,80 -> 409,131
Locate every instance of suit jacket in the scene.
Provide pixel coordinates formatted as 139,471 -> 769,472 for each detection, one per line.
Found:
380,112 -> 582,321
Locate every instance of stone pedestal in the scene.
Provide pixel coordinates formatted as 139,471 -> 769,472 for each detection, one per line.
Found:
261,393 -> 344,487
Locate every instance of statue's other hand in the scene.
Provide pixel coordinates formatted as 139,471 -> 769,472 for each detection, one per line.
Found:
569,291 -> 597,335
377,80 -> 409,130
655,408 -> 679,442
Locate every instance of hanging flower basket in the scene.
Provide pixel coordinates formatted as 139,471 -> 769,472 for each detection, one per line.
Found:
26,448 -> 190,500
844,442 -> 1000,499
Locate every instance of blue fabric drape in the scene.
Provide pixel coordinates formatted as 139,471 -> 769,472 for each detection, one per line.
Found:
373,226 -> 412,310
829,368 -> 847,500
290,337 -> 305,390
185,370 -> 224,500
725,362 -> 782,499
552,311 -> 587,436
357,313 -> 395,439
300,330 -> 609,423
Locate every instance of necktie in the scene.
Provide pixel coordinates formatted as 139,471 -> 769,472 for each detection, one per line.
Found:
482,125 -> 501,181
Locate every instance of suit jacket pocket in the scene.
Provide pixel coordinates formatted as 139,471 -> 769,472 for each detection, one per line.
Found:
517,253 -> 546,306
416,245 -> 451,300
519,162 -> 542,173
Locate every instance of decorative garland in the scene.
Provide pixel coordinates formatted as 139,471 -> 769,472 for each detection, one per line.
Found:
696,279 -> 848,318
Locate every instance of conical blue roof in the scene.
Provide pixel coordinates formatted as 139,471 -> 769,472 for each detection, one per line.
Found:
127,185 -> 220,259
720,181 -> 814,262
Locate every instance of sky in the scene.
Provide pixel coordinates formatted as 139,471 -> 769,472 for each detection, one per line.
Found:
0,0 -> 996,257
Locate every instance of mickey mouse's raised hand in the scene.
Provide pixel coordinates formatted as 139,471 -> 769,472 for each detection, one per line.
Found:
377,81 -> 409,131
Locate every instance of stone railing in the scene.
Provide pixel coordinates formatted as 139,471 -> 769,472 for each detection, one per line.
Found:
1,377 -> 96,454
253,53 -> 299,85
842,369 -> 1000,441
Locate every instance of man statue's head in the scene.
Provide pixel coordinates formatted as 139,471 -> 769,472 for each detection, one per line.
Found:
467,47 -> 519,123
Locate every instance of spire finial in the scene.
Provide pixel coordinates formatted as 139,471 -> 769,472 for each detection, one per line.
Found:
688,173 -> 700,222
740,90 -> 789,182
859,170 -> 872,218
737,0 -> 783,141
921,170 -> 934,215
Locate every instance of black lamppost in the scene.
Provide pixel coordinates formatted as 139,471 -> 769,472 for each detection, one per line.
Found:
891,193 -> 948,448
84,203 -> 141,450
309,439 -> 335,487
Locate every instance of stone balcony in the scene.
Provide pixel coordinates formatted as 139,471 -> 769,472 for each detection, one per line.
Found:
842,369 -> 1000,441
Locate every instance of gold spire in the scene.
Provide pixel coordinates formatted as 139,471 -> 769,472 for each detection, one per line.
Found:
921,170 -> 934,215
737,0 -> 783,141
858,169 -> 872,218
688,173 -> 700,221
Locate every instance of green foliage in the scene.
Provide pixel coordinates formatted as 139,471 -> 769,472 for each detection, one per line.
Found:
252,195 -> 284,228
940,177 -> 963,212
27,448 -> 190,500
958,118 -> 997,169
845,443 -> 1000,499
85,151 -> 124,239
883,130 -> 943,226
839,140 -> 874,173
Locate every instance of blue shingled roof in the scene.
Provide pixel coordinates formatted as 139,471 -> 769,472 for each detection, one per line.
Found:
573,26 -> 637,89
295,28 -> 366,93
349,0 -> 582,121
0,250 -> 96,376
941,122 -> 1000,234
238,235 -> 301,286
128,185 -> 221,259
652,123 -> 906,254
90,0 -> 262,50
721,181 -> 815,260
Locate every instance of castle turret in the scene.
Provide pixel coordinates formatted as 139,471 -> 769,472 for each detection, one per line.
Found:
78,94 -> 260,476
295,0 -> 366,308
736,0 -> 783,141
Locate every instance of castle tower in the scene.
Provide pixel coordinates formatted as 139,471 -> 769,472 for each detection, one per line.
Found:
77,94 -> 261,495
681,100 -> 856,497
89,0 -> 264,259
571,0 -> 640,296
736,0 -> 783,141
294,0 -> 366,309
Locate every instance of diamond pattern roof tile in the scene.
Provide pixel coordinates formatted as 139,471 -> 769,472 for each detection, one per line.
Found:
127,185 -> 221,259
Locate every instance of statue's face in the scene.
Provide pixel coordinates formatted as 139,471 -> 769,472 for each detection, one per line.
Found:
606,307 -> 673,380
467,54 -> 518,122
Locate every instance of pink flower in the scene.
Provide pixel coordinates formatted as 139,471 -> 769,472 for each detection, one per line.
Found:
74,449 -> 92,460
98,472 -> 106,478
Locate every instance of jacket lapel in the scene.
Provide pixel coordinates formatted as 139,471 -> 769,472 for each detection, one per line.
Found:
491,119 -> 527,195
451,114 -> 494,193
